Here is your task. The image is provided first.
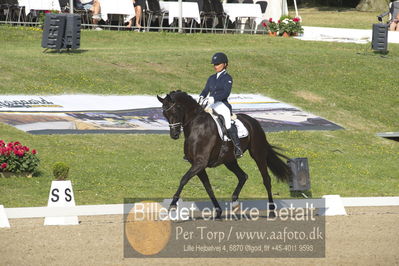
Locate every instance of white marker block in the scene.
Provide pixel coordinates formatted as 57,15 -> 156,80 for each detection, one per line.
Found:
44,180 -> 79,225
0,205 -> 10,228
317,195 -> 347,216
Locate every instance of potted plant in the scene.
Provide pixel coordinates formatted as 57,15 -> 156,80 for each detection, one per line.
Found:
278,16 -> 304,37
262,18 -> 279,36
0,140 -> 39,177
52,162 -> 70,180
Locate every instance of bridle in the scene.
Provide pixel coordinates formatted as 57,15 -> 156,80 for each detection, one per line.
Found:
168,122 -> 182,129
163,101 -> 200,130
163,102 -> 176,112
162,102 -> 182,129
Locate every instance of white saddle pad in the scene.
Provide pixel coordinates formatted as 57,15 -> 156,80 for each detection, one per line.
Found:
208,113 -> 249,141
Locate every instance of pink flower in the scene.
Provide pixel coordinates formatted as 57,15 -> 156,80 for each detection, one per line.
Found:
0,140 -> 5,147
32,149 -> 37,155
14,141 -> 21,146
269,18 -> 273,23
1,163 -> 7,169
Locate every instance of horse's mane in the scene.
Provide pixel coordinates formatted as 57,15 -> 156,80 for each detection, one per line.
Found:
168,90 -> 201,111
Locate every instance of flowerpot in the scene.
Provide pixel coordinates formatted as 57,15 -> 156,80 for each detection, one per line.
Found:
0,172 -> 33,178
282,32 -> 290,38
268,32 -> 277,37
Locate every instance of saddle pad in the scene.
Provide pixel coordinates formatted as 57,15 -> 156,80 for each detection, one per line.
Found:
208,113 -> 249,141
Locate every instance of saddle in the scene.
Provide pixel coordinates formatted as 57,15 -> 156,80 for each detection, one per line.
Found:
205,109 -> 249,141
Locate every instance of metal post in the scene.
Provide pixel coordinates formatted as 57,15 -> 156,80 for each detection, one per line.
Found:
178,0 -> 183,33
293,0 -> 299,18
70,0 -> 74,13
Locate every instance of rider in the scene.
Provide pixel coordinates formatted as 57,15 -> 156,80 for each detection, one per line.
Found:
198,52 -> 243,158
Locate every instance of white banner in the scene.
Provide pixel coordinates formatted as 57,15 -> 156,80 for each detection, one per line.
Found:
0,94 -> 285,112
0,94 -> 342,134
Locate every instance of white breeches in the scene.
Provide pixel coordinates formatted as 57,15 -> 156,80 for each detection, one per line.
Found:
210,102 -> 231,129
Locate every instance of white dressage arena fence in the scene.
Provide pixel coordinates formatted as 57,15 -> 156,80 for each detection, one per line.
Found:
2,196 -> 399,228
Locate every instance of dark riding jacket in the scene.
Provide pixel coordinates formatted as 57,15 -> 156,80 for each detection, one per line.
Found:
200,70 -> 233,111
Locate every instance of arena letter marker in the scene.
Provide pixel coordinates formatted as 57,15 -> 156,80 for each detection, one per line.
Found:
318,195 -> 347,216
44,180 -> 79,225
0,205 -> 10,228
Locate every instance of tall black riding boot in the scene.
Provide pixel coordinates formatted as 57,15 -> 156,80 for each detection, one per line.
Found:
227,126 -> 243,158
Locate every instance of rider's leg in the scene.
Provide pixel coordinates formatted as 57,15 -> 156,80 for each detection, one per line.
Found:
211,102 -> 231,129
211,102 -> 243,158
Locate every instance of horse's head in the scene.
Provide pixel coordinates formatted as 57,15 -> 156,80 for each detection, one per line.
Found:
157,92 -> 184,140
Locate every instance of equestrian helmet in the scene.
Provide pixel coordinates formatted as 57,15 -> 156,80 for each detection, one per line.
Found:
211,52 -> 228,65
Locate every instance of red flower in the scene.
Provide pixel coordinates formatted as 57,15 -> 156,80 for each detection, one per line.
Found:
14,141 -> 21,146
23,146 -> 30,152
32,149 -> 37,155
1,163 -> 7,169
293,17 -> 300,22
1,147 -> 11,156
7,142 -> 13,148
14,149 -> 25,157
278,20 -> 281,24
44,10 -> 50,13
269,18 -> 273,23
262,22 -> 267,27
0,140 -> 5,147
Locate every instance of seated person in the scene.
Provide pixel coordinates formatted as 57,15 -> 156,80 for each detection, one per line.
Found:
390,12 -> 399,31
126,0 -> 145,31
76,0 -> 102,30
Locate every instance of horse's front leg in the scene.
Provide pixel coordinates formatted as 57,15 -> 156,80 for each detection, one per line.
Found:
169,163 -> 205,211
197,170 -> 222,219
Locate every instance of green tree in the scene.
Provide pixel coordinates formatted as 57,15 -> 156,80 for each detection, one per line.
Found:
356,0 -> 389,12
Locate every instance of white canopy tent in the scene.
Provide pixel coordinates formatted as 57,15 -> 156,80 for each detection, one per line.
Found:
261,0 -> 299,21
67,0 -> 300,31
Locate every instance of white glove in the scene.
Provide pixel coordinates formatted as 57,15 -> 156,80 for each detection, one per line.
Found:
207,96 -> 215,105
198,96 -> 204,105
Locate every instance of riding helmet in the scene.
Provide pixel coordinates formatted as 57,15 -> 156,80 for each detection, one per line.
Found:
211,52 -> 228,65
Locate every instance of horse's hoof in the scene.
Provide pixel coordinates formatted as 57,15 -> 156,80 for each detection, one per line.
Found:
268,210 -> 276,219
169,205 -> 177,212
231,201 -> 240,213
215,208 -> 222,219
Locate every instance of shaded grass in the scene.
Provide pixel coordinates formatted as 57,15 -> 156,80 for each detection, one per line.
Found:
298,7 -> 381,29
0,26 -> 398,207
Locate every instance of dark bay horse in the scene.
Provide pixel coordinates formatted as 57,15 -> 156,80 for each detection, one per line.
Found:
157,91 -> 291,218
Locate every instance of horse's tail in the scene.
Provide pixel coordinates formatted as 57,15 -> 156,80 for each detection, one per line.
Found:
239,113 -> 291,183
265,144 -> 291,183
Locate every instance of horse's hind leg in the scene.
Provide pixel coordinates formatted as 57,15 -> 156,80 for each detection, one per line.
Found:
197,170 -> 222,218
249,150 -> 276,214
225,160 -> 248,209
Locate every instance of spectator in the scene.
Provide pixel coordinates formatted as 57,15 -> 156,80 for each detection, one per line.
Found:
389,12 -> 399,31
76,0 -> 102,30
126,0 -> 145,31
